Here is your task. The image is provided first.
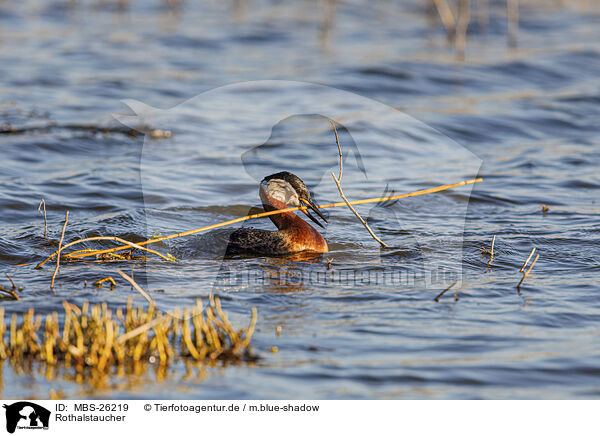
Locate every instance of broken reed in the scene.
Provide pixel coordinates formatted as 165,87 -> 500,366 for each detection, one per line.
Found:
0,297 -> 258,373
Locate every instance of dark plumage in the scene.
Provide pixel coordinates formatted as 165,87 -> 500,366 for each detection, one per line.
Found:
226,228 -> 290,255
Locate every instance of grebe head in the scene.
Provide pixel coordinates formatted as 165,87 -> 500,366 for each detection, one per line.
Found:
261,171 -> 328,228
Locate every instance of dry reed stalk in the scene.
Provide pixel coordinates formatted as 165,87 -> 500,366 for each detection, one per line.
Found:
36,235 -> 176,269
432,0 -> 456,40
329,120 -> 387,248
517,252 -> 539,288
481,234 -> 496,265
456,0 -> 471,60
477,0 -> 489,31
50,211 -> 69,291
4,273 -> 16,290
487,234 -> 496,265
507,0 -> 519,47
38,198 -> 47,238
54,177 -> 481,261
116,269 -> 153,305
434,281 -> 458,302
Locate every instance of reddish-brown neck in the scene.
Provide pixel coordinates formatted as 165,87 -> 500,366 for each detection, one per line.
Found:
259,184 -> 328,253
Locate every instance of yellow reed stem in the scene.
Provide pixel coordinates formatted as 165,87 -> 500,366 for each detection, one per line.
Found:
51,211 -> 69,292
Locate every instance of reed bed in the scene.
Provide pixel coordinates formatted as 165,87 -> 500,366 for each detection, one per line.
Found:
0,296 -> 258,381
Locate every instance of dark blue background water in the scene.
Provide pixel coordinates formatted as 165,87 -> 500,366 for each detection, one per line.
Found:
1,0 -> 599,399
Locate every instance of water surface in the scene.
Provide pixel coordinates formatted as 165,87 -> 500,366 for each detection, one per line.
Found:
1,0 -> 599,399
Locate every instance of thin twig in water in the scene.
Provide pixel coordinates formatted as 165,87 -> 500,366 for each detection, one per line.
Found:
93,277 -> 117,288
36,178 -> 482,261
38,198 -> 47,238
116,316 -> 164,345
329,120 -> 387,248
434,281 -> 458,302
4,273 -> 16,290
507,0 -> 519,47
0,284 -> 18,300
36,236 -> 176,269
481,234 -> 495,256
517,252 -> 539,289
116,269 -> 154,305
51,211 -> 69,291
481,234 -> 496,265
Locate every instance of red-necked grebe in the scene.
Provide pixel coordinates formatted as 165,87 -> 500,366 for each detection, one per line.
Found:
226,171 -> 328,255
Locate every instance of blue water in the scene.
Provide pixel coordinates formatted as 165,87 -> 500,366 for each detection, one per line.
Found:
1,0 -> 599,399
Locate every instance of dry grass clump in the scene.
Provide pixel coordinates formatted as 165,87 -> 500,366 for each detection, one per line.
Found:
0,297 -> 258,377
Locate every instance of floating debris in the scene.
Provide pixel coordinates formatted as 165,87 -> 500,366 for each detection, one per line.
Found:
329,120 -> 388,248
116,269 -> 152,304
520,248 -> 536,273
480,235 -> 496,263
0,274 -> 20,300
542,204 -> 549,213
517,248 -> 539,289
